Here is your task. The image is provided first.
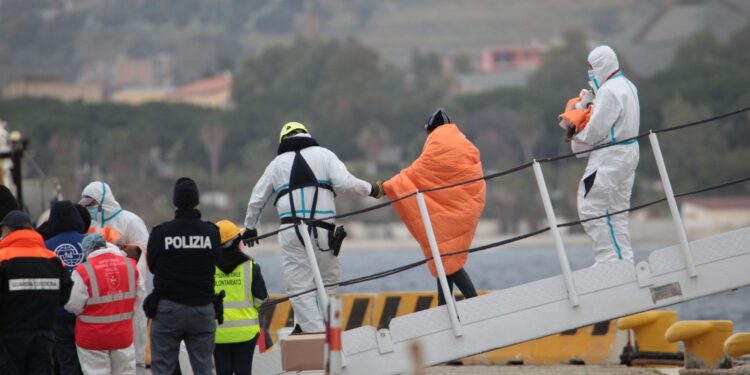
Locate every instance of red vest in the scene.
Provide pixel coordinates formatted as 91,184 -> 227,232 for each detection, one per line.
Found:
74,252 -> 138,350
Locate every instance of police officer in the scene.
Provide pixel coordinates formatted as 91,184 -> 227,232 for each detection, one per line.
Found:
146,177 -> 220,375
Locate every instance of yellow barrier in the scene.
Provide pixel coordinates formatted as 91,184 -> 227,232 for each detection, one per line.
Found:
724,332 -> 750,358
665,320 -> 733,369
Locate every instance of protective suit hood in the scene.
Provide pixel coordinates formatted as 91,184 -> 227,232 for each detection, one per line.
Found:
587,45 -> 619,90
81,181 -> 123,226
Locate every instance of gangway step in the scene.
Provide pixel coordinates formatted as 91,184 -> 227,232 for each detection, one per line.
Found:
253,226 -> 750,374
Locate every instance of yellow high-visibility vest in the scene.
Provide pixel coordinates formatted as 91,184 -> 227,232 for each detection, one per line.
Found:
214,259 -> 260,344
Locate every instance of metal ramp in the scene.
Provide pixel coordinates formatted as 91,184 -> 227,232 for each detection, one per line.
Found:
253,226 -> 750,374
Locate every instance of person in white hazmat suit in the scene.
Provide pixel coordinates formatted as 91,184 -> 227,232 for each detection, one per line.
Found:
570,45 -> 640,266
243,122 -> 383,333
79,181 -> 150,375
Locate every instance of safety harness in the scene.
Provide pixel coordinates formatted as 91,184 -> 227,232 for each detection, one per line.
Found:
275,136 -> 344,254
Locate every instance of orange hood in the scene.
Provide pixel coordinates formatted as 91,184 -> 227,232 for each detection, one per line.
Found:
383,124 -> 486,277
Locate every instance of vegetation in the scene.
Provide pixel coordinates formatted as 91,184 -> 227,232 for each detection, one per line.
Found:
1,26 -> 748,229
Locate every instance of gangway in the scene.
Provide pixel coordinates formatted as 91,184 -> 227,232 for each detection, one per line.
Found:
251,108 -> 750,374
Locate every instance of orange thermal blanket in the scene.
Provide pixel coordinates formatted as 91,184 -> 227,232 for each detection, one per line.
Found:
383,124 -> 486,277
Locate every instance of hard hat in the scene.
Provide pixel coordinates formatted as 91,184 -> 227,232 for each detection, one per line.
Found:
216,219 -> 241,246
279,122 -> 308,143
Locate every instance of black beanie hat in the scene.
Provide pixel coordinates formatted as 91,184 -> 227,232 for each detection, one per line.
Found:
425,107 -> 451,132
173,177 -> 199,209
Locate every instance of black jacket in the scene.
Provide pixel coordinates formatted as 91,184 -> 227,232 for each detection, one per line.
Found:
147,209 -> 220,306
217,247 -> 268,301
0,229 -> 72,332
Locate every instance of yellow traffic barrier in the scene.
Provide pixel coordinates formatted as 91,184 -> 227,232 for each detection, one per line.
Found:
665,320 -> 733,369
724,332 -> 750,358
261,294 -> 295,343
146,319 -> 152,366
339,294 -> 376,331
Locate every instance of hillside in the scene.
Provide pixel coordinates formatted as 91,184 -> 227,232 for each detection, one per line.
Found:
0,0 -> 645,85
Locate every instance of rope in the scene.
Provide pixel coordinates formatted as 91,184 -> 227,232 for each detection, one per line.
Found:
258,174 -> 750,310
538,105 -> 750,163
246,106 -> 750,242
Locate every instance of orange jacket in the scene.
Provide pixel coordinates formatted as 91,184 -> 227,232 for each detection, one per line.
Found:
383,124 -> 485,277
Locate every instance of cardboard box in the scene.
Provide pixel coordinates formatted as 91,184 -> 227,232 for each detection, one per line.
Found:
281,333 -> 326,371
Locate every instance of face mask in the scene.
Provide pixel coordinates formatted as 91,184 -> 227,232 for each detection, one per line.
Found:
587,69 -> 600,92
87,206 -> 99,222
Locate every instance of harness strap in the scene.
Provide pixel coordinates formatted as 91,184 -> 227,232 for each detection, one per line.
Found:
273,183 -> 335,206
280,217 -> 335,231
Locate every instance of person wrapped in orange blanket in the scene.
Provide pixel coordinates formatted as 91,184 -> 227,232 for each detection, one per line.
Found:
559,89 -> 594,142
380,108 -> 485,306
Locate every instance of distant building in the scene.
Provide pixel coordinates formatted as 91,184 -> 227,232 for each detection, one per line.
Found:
608,0 -> 750,76
452,44 -> 543,94
111,87 -> 171,106
480,44 -> 542,74
455,70 -> 534,94
78,54 -> 173,91
682,197 -> 750,232
2,77 -> 103,103
165,72 -> 233,110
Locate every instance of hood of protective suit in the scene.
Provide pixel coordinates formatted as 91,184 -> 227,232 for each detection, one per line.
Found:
588,45 -> 619,91
383,124 -> 486,277
81,181 -> 123,226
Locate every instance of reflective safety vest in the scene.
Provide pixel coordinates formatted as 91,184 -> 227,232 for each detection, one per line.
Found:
75,252 -> 138,350
215,260 -> 260,344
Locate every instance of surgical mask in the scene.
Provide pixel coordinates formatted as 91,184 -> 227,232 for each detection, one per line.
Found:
587,69 -> 600,92
87,206 -> 100,222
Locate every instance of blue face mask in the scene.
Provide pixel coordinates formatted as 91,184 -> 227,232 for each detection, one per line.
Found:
587,69 -> 600,91
87,206 -> 99,223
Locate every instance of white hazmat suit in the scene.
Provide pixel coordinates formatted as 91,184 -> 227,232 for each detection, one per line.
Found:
245,133 -> 372,332
571,46 -> 640,266
80,181 -> 150,374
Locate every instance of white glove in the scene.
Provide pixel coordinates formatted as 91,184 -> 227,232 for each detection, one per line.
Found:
575,89 -> 594,109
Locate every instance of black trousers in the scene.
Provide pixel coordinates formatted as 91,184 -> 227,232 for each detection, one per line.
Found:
436,268 -> 478,306
213,336 -> 258,375
0,330 -> 55,375
54,317 -> 82,375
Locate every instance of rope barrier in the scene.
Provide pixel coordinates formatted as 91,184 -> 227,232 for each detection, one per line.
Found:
258,174 -> 750,310
247,106 -> 750,242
